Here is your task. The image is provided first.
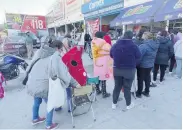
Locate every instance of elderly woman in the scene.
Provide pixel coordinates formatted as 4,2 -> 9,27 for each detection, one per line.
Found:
136,32 -> 159,98
26,40 -> 80,129
153,30 -> 174,84
110,31 -> 141,110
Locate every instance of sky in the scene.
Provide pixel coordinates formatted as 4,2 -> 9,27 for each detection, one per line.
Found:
0,0 -> 56,24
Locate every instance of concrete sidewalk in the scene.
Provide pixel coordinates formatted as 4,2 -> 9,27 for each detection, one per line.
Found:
0,53 -> 181,129
0,73 -> 181,129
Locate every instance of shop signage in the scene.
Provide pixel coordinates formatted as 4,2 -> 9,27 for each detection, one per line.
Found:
122,5 -> 152,18
82,0 -> 122,14
164,13 -> 182,20
174,0 -> 182,9
89,0 -> 104,10
65,0 -> 82,16
84,3 -> 123,18
87,18 -> 99,38
124,0 -> 152,7
53,0 -> 64,21
6,13 -> 47,34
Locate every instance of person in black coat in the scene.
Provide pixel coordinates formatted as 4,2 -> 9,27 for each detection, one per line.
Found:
153,30 -> 174,84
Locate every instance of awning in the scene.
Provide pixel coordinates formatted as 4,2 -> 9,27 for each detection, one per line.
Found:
154,0 -> 182,22
110,0 -> 163,26
110,16 -> 122,27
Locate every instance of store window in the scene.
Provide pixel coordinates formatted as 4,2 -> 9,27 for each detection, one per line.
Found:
169,19 -> 182,31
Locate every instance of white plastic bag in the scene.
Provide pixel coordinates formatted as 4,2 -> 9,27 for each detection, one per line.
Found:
47,55 -> 65,113
47,77 -> 65,113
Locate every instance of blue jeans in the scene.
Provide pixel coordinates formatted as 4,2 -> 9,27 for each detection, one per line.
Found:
176,58 -> 182,78
33,97 -> 53,127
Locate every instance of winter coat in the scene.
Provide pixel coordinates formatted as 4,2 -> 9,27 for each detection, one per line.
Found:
92,37 -> 113,80
133,38 -> 144,46
104,35 -> 112,45
174,39 -> 182,59
25,35 -> 33,45
155,36 -> 174,65
27,45 -> 78,98
139,39 -> 159,68
110,39 -> 141,69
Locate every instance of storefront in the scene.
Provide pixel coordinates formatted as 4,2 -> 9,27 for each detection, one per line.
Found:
46,0 -> 66,36
110,0 -> 164,33
46,0 -> 84,36
154,0 -> 182,31
81,0 -> 123,37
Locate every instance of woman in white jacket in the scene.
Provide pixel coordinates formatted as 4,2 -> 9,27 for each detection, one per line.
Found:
26,40 -> 80,129
174,38 -> 182,78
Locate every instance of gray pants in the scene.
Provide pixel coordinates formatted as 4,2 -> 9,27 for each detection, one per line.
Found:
113,68 -> 135,106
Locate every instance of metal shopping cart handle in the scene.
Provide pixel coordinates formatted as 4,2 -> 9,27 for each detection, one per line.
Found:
87,76 -> 99,85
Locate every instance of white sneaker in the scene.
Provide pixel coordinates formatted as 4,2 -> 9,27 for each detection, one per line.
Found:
112,103 -> 117,110
152,81 -> 157,84
159,81 -> 164,85
169,72 -> 173,76
126,102 -> 135,110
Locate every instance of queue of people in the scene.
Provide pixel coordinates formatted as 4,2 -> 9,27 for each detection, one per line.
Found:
24,29 -> 181,129
110,29 -> 181,110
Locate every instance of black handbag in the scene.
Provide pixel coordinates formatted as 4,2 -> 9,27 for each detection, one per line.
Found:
22,58 -> 40,85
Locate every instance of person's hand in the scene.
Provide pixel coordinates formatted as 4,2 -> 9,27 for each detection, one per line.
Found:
76,84 -> 82,89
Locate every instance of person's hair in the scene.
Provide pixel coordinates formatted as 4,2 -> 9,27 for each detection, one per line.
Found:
160,30 -> 168,37
50,40 -> 63,49
137,28 -> 146,40
95,31 -> 106,39
123,31 -> 133,39
142,32 -> 153,40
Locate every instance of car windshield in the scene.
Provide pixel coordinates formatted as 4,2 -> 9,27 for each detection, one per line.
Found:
5,36 -> 25,43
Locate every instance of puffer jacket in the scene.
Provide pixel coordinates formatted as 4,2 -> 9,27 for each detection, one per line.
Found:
155,36 -> 174,65
139,39 -> 159,68
174,39 -> 182,59
27,45 -> 78,98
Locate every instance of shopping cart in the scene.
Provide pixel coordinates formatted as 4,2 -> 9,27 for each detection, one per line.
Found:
68,76 -> 99,128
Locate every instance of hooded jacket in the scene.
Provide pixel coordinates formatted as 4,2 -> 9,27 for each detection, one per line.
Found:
110,39 -> 141,69
27,45 -> 78,98
139,39 -> 159,68
155,36 -> 174,65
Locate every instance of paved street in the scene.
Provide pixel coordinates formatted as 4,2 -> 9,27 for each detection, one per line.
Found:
0,53 -> 182,129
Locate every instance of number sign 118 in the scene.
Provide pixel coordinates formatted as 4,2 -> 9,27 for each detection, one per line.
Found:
31,19 -> 44,29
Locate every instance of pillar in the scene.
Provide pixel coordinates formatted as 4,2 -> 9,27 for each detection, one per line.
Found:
165,20 -> 169,31
65,24 -> 69,35
122,25 -> 126,35
100,16 -> 102,31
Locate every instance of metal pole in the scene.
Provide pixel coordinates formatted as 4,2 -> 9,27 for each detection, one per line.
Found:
100,16 -> 102,31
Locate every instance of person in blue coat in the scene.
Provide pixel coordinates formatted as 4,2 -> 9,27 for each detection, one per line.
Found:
136,32 -> 159,98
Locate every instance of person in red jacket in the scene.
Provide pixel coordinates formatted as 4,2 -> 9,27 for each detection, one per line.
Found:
103,33 -> 112,45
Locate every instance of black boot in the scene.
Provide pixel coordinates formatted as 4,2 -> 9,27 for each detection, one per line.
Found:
101,81 -> 110,98
96,83 -> 102,95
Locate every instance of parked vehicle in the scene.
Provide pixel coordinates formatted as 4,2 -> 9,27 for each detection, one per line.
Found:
0,36 -> 27,57
0,54 -> 28,80
18,32 -> 41,49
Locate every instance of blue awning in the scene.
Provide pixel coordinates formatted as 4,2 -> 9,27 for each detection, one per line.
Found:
154,0 -> 182,22
110,0 -> 163,26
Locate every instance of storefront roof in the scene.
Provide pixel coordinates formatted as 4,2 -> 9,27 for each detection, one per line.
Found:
110,0 -> 163,27
154,0 -> 182,22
